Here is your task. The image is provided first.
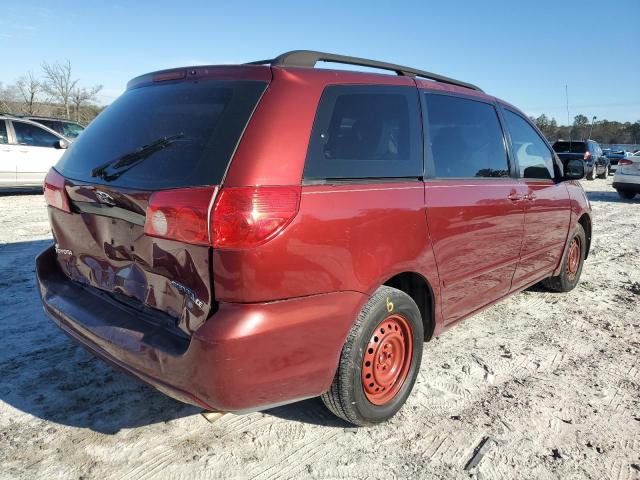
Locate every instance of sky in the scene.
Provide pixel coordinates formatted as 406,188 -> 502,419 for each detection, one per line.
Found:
1,0 -> 638,124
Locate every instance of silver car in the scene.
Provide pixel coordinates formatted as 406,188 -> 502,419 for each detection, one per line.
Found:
613,150 -> 640,199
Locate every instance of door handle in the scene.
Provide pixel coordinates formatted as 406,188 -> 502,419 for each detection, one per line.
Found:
507,190 -> 523,201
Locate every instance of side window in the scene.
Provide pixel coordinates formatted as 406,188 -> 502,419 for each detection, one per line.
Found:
425,94 -> 509,178
304,85 -> 422,180
0,121 -> 8,144
503,109 -> 555,180
12,122 -> 59,148
35,120 -> 60,134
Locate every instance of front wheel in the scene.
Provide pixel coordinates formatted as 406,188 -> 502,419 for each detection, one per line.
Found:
321,286 -> 424,426
541,224 -> 586,292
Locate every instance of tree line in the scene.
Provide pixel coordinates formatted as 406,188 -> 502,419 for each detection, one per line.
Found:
0,60 -> 103,124
531,114 -> 640,146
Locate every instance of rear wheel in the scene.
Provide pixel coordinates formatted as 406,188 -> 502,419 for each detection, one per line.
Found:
321,286 -> 423,426
542,224 -> 586,292
617,189 -> 636,200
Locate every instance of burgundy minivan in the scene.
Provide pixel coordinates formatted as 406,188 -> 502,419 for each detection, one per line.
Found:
36,51 -> 591,426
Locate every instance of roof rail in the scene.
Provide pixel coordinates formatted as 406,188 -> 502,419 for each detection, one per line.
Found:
247,50 -> 483,92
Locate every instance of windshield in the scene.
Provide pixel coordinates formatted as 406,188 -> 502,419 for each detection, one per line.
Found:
61,122 -> 84,139
552,141 -> 586,154
56,79 -> 267,189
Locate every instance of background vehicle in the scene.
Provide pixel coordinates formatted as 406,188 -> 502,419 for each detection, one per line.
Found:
36,51 -> 591,426
23,116 -> 85,140
0,114 -> 69,187
603,148 -> 629,173
613,150 -> 640,199
552,140 -> 609,179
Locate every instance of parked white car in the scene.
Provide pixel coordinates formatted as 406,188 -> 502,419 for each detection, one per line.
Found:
0,115 -> 69,188
613,150 -> 640,199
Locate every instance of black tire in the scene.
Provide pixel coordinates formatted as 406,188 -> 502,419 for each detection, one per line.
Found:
587,167 -> 596,180
321,286 -> 424,426
617,189 -> 636,200
541,224 -> 586,292
597,165 -> 608,179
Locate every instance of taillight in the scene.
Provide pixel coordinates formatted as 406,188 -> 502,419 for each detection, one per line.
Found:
144,185 -> 301,249
584,151 -> 592,160
619,159 -> 633,166
212,186 -> 301,248
144,186 -> 217,246
43,168 -> 71,213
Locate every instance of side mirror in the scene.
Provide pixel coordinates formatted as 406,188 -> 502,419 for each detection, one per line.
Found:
55,139 -> 68,149
564,158 -> 585,180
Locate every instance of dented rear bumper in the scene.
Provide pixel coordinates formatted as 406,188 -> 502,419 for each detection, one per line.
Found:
36,245 -> 366,412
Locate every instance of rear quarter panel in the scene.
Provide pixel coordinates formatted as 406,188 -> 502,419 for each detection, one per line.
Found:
212,182 -> 440,309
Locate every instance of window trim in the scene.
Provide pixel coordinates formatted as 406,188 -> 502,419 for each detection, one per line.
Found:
302,83 -> 424,184
420,90 -> 516,181
499,105 -> 561,182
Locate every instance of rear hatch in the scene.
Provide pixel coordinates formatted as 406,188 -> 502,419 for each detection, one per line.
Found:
552,141 -> 587,162
46,67 -> 269,335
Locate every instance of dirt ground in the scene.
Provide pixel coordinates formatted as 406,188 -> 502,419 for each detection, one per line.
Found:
0,178 -> 638,480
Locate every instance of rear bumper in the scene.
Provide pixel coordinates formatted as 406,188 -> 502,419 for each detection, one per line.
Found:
36,246 -> 366,412
613,181 -> 640,193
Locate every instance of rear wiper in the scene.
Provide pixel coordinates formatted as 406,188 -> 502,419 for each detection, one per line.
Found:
91,134 -> 184,182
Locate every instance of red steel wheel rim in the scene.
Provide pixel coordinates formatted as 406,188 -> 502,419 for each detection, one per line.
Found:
566,237 -> 581,279
361,314 -> 413,405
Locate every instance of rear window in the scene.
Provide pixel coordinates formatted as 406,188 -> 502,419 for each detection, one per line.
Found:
552,141 -> 586,154
56,80 -> 267,189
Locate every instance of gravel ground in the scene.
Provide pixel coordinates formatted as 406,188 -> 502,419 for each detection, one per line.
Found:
0,179 -> 639,480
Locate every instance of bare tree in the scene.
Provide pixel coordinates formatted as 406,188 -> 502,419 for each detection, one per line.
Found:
16,71 -> 43,115
41,59 -> 78,119
70,84 -> 103,122
0,82 -> 19,114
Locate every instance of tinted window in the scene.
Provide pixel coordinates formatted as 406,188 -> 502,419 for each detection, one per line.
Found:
34,120 -> 62,135
13,122 -> 59,148
56,80 -> 267,189
304,85 -> 422,180
37,120 -> 85,139
61,122 -> 84,139
426,94 -> 509,178
503,110 -> 555,180
552,141 -> 586,154
0,121 -> 7,144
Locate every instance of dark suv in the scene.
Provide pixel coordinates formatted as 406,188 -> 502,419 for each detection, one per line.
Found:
36,51 -> 591,426
552,139 -> 610,180
23,116 -> 85,140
